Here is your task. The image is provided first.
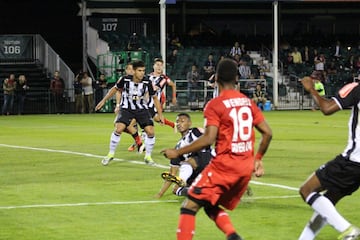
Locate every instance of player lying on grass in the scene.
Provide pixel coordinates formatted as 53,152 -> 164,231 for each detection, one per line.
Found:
155,113 -> 213,198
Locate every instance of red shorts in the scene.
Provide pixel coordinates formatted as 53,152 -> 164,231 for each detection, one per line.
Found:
187,162 -> 252,210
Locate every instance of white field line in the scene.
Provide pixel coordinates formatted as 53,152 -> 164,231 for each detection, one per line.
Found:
0,143 -> 300,210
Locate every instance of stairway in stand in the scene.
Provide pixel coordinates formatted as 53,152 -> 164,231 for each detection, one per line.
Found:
0,62 -> 49,114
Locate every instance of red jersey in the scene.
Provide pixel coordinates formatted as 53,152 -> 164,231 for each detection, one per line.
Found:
204,89 -> 264,174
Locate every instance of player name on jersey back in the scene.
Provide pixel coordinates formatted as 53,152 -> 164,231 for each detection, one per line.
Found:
222,97 -> 252,108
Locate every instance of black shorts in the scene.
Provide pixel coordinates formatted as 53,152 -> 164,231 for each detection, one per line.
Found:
316,154 -> 360,196
148,107 -> 157,118
186,151 -> 212,185
115,108 -> 154,129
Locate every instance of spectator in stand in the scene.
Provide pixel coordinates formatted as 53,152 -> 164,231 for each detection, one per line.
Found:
233,54 -> 241,67
327,61 -> 338,76
240,43 -> 247,56
15,74 -> 29,115
127,33 -> 141,51
186,64 -> 200,102
333,40 -> 342,61
167,49 -> 178,68
345,54 -> 355,72
50,70 -> 65,114
81,72 -> 94,113
203,53 -> 216,80
95,73 -> 107,105
74,72 -> 83,113
238,59 -> 251,79
303,46 -> 311,66
252,83 -> 267,110
170,35 -> 182,50
314,52 -> 326,80
291,47 -> 302,64
2,73 -> 16,115
229,41 -> 241,57
258,59 -> 270,77
310,70 -> 326,111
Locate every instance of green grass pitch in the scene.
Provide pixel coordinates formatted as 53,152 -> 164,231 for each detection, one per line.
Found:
0,110 -> 359,240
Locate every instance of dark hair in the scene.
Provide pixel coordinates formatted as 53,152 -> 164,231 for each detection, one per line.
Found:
132,60 -> 145,70
216,59 -> 238,84
177,112 -> 191,120
153,58 -> 164,64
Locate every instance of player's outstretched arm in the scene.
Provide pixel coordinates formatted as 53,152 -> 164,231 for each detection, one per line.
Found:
95,86 -> 118,111
301,77 -> 340,115
162,125 -> 217,159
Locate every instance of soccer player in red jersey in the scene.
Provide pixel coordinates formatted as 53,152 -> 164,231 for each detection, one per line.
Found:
162,58 -> 272,240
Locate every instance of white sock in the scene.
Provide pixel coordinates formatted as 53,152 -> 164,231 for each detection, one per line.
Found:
145,135 -> 155,156
306,192 -> 350,233
298,212 -> 327,240
109,132 -> 121,155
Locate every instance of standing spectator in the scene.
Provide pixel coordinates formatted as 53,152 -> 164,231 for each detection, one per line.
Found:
238,59 -> 251,79
333,40 -> 342,60
50,70 -> 65,114
186,64 -> 200,102
74,72 -> 83,113
229,41 -> 241,57
15,74 -> 29,115
95,73 -> 107,105
203,53 -> 216,80
291,47 -> 303,64
314,53 -> 326,81
162,59 -> 272,240
298,77 -> 360,240
2,73 -> 16,115
81,72 -> 94,113
127,32 -> 140,51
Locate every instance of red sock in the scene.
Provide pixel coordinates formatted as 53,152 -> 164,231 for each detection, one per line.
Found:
177,213 -> 195,240
214,210 -> 236,237
132,133 -> 142,145
164,118 -> 175,128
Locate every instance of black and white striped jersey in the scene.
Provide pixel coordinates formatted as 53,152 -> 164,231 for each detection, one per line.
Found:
170,127 -> 214,167
333,82 -> 360,163
115,75 -> 155,110
147,73 -> 171,109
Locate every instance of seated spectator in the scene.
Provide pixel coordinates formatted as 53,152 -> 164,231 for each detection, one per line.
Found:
229,41 -> 241,57
170,36 -> 182,50
203,53 -> 216,80
252,83 -> 267,109
167,49 -> 178,67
